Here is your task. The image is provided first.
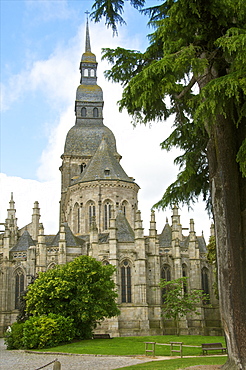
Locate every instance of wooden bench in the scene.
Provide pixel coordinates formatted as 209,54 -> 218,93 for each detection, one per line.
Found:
202,342 -> 227,355
93,333 -> 111,339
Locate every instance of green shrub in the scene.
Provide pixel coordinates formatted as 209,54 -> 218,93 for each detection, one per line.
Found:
4,322 -> 25,349
23,314 -> 75,349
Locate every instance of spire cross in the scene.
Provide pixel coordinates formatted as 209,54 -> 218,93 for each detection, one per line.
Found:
85,10 -> 90,19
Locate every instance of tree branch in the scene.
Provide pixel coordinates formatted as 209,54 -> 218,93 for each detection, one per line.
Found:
176,75 -> 197,100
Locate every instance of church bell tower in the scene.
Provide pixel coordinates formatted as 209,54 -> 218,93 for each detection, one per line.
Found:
59,21 -> 140,234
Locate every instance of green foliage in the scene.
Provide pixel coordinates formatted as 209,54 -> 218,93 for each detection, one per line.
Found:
4,322 -> 25,349
17,275 -> 37,323
4,314 -> 75,349
117,356 -> 226,370
206,235 -> 216,265
22,314 -> 75,349
91,0 -> 145,35
91,0 -> 246,208
25,256 -> 120,339
160,277 -> 210,334
206,235 -> 219,299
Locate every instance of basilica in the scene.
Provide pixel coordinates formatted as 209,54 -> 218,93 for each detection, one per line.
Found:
0,22 -> 222,337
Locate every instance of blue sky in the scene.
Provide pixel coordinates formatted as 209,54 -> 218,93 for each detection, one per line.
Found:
0,0 -> 212,240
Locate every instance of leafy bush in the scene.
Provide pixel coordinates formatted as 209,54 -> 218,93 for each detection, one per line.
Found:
5,314 -> 75,349
4,322 -> 25,349
23,314 -> 76,349
25,256 -> 120,339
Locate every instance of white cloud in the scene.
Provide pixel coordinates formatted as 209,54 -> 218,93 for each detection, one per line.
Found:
0,173 -> 59,234
0,20 -> 212,241
1,39 -> 80,113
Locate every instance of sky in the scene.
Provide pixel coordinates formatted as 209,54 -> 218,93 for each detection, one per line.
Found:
0,0 -> 212,241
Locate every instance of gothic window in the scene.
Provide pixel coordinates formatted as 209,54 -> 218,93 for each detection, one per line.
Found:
121,260 -> 132,303
80,163 -> 86,173
93,107 -> 99,117
81,107 -> 87,117
161,264 -> 171,304
89,201 -> 96,227
182,263 -> 188,294
73,203 -> 80,234
161,264 -> 171,281
201,267 -> 210,304
104,201 -> 112,230
15,270 -> 24,309
121,201 -> 128,216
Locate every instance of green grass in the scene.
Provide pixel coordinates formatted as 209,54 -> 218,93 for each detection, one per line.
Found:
38,335 -> 227,357
120,356 -> 227,369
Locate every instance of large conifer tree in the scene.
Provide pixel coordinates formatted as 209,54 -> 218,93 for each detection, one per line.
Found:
91,1 -> 246,369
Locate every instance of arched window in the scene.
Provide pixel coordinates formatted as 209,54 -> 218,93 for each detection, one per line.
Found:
161,264 -> 171,281
121,201 -> 128,216
47,263 -> 56,270
93,107 -> 99,117
84,69 -> 88,77
80,163 -> 86,173
121,260 -> 132,303
161,264 -> 171,303
73,203 -> 80,234
89,202 -> 96,228
15,270 -> 24,309
90,69 -> 95,77
81,107 -> 87,117
182,263 -> 188,294
201,267 -> 210,304
104,201 -> 112,230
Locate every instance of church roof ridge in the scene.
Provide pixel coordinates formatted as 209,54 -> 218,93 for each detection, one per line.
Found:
116,211 -> 135,242
10,229 -> 36,252
75,137 -> 135,184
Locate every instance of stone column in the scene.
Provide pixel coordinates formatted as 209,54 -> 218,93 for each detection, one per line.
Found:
147,211 -> 162,334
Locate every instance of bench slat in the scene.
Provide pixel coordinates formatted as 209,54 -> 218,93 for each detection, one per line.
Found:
93,334 -> 111,339
202,343 -> 227,355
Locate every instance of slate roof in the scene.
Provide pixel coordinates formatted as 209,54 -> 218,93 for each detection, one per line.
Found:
50,223 -> 85,247
159,222 -> 172,248
45,235 -> 56,245
10,230 -> 36,252
63,123 -> 119,158
99,233 -> 109,243
76,138 -> 134,183
116,211 -> 135,242
197,236 -> 207,253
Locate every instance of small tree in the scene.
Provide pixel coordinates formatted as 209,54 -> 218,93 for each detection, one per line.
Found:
160,277 -> 209,335
25,256 -> 120,339
207,235 -> 219,299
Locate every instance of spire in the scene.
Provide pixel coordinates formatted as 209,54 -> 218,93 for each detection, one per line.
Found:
7,192 -> 17,227
9,192 -> 15,210
85,17 -> 91,53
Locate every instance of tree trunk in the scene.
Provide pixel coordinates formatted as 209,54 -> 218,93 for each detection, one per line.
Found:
207,113 -> 246,370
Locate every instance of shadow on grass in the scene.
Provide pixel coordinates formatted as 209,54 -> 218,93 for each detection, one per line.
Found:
119,356 -> 227,370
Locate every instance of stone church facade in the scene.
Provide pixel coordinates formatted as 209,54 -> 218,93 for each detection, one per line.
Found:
0,22 -> 222,337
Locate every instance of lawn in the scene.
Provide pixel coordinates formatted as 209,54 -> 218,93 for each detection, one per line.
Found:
120,356 -> 227,369
39,335 -> 227,357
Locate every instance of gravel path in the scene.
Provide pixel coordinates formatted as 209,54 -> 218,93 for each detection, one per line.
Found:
0,339 -> 152,370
